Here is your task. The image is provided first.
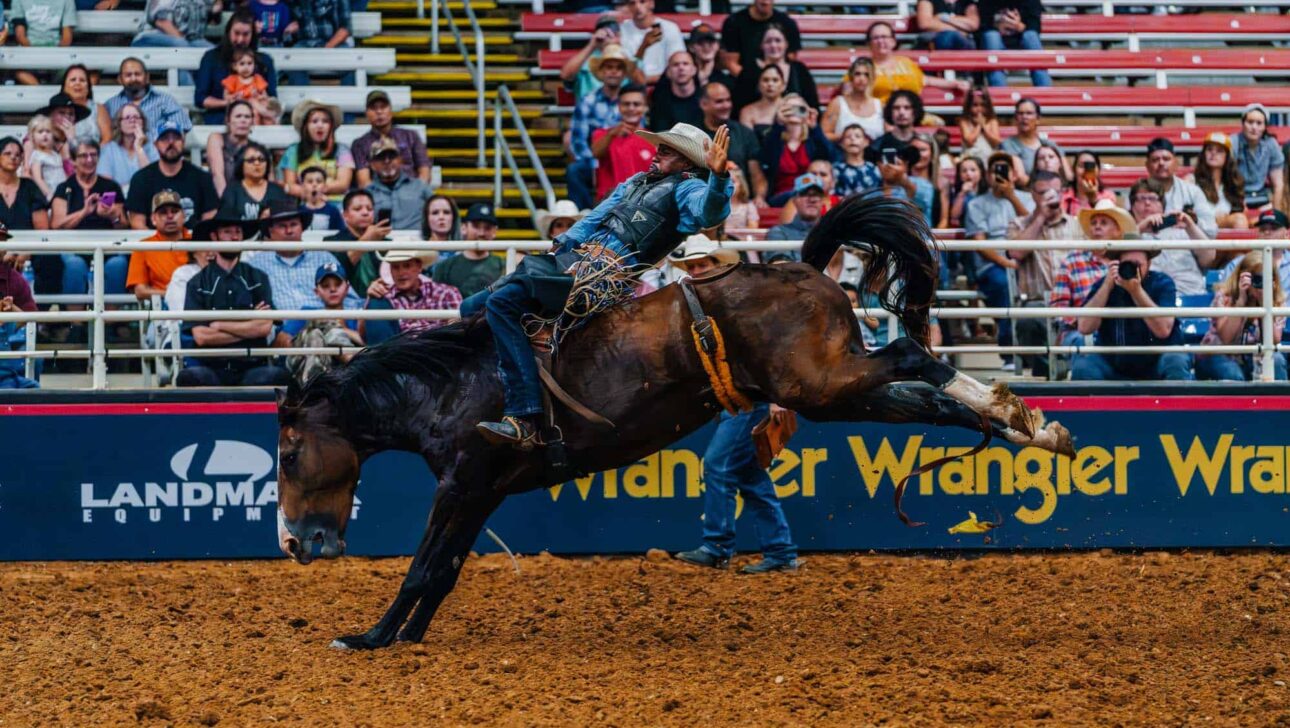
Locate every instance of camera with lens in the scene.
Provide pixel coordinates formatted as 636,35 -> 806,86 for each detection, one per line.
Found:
1118,260 -> 1139,280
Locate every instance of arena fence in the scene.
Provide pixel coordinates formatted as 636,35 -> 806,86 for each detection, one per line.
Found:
2,238 -> 1284,388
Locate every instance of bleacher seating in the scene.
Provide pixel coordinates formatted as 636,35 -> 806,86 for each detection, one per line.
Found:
0,47 -> 397,85
75,11 -> 383,39
931,125 -> 1289,154
520,12 -> 1290,48
0,85 -> 412,116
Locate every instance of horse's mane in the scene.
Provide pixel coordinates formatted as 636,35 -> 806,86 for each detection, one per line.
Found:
294,315 -> 492,431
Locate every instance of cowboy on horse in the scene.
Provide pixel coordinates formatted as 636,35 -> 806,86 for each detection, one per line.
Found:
461,122 -> 734,450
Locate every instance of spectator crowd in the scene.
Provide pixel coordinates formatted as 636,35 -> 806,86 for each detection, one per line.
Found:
558,0 -> 1290,383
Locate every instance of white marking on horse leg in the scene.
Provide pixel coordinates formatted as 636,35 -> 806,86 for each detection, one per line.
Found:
943,373 -> 1035,437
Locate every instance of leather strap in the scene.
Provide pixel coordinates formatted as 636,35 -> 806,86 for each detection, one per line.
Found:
535,354 -> 617,431
680,279 -> 717,355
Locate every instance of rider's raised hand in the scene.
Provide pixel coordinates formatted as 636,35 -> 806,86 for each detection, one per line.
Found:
706,125 -> 730,175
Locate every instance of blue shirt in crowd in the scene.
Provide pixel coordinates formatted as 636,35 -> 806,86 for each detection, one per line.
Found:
1088,269 -> 1182,378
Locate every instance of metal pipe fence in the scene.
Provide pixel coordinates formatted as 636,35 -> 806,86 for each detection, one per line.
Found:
5,237 -> 1286,387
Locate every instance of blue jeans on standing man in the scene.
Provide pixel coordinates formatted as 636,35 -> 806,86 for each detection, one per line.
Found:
696,404 -> 799,564
981,29 -> 1052,87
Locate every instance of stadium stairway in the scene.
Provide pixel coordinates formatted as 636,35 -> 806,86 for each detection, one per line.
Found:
363,0 -> 564,239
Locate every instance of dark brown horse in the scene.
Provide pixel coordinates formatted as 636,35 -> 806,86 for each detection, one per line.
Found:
275,195 -> 1074,650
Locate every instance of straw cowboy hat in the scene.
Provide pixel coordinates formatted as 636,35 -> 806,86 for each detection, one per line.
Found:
536,200 -> 587,236
668,233 -> 740,270
1078,198 -> 1137,240
635,123 -> 712,170
379,250 -> 425,264
588,43 -> 637,78
290,99 -> 343,135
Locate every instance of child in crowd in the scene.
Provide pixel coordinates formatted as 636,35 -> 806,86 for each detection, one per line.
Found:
222,48 -> 278,124
285,262 -> 363,385
298,166 -> 344,232
249,0 -> 297,47
833,124 -> 880,198
724,164 -> 759,229
24,114 -> 66,198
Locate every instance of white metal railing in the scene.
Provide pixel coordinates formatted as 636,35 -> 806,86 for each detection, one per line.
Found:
3,237 -> 1286,387
493,85 -> 556,228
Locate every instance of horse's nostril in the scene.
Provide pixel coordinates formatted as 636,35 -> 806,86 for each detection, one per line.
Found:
284,536 -> 301,555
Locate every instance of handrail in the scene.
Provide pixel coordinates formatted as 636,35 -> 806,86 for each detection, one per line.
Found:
492,85 -> 556,227
5,238 -> 1284,387
427,0 -> 486,167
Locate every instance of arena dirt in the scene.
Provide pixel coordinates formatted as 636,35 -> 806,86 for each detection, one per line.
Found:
2,550 -> 1289,726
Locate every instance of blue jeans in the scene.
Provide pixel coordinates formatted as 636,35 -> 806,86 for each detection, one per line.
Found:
698,404 -> 798,563
931,30 -> 976,51
1196,353 -> 1288,381
976,263 -> 1012,347
101,254 -> 130,295
566,157 -> 596,211
1072,352 -> 1194,381
981,30 -> 1052,87
130,33 -> 213,86
470,279 -> 544,418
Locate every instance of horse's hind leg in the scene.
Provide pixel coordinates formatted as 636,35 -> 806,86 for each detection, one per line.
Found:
856,382 -> 1074,457
792,337 -> 1062,452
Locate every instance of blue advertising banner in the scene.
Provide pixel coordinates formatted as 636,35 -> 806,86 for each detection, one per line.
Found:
0,392 -> 1286,560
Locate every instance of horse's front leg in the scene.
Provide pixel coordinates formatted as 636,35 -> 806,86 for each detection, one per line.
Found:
396,491 -> 504,643
331,478 -> 473,650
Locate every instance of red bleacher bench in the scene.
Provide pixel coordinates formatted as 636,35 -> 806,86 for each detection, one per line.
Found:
520,12 -> 1290,45
930,126 -> 1289,153
788,48 -> 1290,75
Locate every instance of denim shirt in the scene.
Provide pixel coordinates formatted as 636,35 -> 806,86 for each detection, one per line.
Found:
556,172 -> 734,263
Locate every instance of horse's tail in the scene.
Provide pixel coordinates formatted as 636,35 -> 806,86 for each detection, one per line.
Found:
800,192 -> 938,349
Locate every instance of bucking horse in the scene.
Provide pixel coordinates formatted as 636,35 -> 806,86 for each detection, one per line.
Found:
274,194 -> 1075,650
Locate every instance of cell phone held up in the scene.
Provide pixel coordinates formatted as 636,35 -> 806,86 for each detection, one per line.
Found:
100,191 -> 116,208
992,162 -> 1010,182
376,209 -> 392,225
1151,213 -> 1178,233
1081,161 -> 1097,186
882,148 -> 898,166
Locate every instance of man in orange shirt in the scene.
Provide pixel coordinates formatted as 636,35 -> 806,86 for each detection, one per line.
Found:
127,190 -> 193,301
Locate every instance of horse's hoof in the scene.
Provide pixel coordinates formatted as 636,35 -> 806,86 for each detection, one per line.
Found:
330,633 -> 389,651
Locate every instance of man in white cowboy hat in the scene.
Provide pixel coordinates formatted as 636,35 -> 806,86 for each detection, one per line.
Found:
536,200 -> 588,240
568,43 -> 636,210
666,232 -> 802,574
666,232 -> 739,277
362,250 -> 462,345
1069,201 -> 1193,382
468,122 -> 733,449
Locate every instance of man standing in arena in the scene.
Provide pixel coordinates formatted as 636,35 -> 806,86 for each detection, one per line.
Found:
670,234 -> 801,574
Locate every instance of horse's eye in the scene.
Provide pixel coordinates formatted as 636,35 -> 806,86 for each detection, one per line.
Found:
281,452 -> 298,468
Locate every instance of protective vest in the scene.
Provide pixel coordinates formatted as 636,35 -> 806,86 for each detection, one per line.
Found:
600,172 -> 694,265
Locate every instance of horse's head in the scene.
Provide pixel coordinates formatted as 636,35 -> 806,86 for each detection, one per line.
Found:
275,382 -> 361,565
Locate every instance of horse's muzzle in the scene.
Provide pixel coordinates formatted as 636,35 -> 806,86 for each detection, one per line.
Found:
278,509 -> 346,565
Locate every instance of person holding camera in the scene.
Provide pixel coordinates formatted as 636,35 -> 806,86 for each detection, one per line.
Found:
755,94 -> 830,207
618,0 -> 685,84
1007,170 -> 1081,374
1130,178 -> 1214,297
965,150 -> 1034,353
559,14 -> 647,102
1072,243 -> 1192,382
1232,104 -> 1285,213
1144,137 -> 1218,238
1195,251 -> 1286,382
868,141 -> 934,226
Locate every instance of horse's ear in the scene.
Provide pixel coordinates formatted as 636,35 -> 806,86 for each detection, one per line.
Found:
275,387 -> 290,408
